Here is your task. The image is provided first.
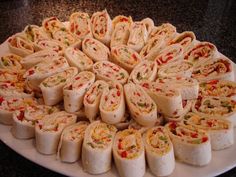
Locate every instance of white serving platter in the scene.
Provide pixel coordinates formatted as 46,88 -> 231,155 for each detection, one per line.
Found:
1,39 -> 236,177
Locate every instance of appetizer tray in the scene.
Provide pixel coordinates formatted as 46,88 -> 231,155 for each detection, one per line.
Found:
1,39 -> 236,177
1,11 -> 236,177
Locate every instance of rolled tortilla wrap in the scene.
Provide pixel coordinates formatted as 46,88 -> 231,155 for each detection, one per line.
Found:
35,111 -> 77,155
111,22 -> 130,48
23,56 -> 69,91
20,49 -> 59,69
184,41 -> 218,65
156,76 -> 199,100
99,81 -> 125,124
0,97 -> 36,125
0,53 -> 22,70
0,69 -> 24,83
127,21 -> 148,52
64,42 -> 93,72
93,61 -> 129,85
144,126 -> 175,176
111,45 -> 142,73
69,12 -> 92,40
63,71 -> 95,113
8,34 -> 34,57
82,37 -> 110,62
148,23 -> 177,42
154,44 -> 184,67
169,31 -> 196,53
183,112 -> 234,150
124,82 -> 158,126
83,80 -> 109,122
34,38 -> 65,54
113,129 -> 145,177
42,17 -> 65,37
110,15 -> 132,48
158,60 -> 193,78
52,28 -> 79,47
91,9 -> 112,46
12,105 -> 58,139
199,79 -> 236,99
140,35 -> 165,61
23,25 -> 49,42
192,96 -> 236,126
57,121 -> 89,163
112,15 -> 133,29
192,58 -> 234,82
140,81 -> 184,117
0,81 -> 33,98
165,122 -> 211,166
40,67 -> 78,105
141,18 -> 154,35
82,121 -> 117,174
129,60 -> 157,84
164,100 -> 193,122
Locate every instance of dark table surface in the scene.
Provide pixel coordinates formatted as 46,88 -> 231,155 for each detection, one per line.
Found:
0,0 -> 236,177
